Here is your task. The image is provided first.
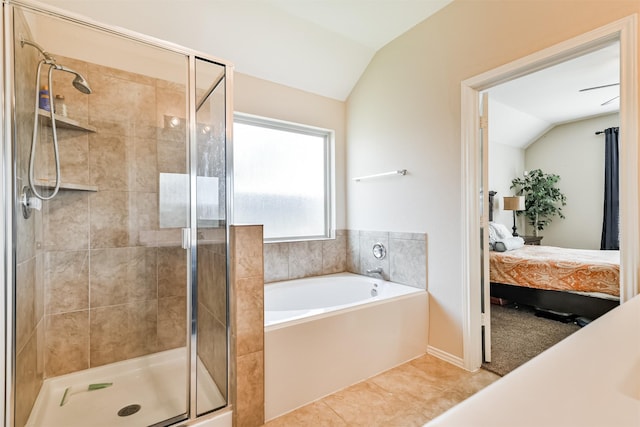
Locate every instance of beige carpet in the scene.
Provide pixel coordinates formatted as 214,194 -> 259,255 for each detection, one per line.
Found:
482,303 -> 581,376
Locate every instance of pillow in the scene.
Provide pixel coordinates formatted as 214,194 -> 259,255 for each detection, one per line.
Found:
491,222 -> 512,240
488,222 -> 511,241
488,223 -> 500,245
494,236 -> 525,252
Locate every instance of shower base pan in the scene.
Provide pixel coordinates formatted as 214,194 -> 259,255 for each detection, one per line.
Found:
26,348 -> 225,427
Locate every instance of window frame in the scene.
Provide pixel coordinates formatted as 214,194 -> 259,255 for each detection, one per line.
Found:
232,112 -> 335,242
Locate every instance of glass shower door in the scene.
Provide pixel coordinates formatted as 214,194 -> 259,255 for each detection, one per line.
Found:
10,4 -> 194,426
193,57 -> 229,416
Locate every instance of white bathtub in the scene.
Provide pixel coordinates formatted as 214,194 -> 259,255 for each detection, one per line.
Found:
264,272 -> 428,420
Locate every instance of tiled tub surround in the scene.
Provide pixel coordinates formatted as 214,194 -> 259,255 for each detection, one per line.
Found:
230,225 -> 265,427
264,229 -> 427,289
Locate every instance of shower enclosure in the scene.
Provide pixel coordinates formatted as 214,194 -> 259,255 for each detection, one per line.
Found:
2,1 -> 232,426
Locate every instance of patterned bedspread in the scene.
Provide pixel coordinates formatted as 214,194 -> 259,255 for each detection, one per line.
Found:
490,245 -> 620,297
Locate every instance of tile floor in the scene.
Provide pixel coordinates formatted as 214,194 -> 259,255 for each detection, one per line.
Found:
264,353 -> 500,426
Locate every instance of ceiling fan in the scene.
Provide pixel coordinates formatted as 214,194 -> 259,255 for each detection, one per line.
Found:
579,82 -> 620,106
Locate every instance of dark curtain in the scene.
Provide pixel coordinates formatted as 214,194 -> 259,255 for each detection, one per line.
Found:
601,127 -> 619,250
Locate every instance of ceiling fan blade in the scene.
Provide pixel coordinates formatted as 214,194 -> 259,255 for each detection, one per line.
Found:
579,83 -> 620,92
601,95 -> 620,106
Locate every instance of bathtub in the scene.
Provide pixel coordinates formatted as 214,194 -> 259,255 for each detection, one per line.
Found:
264,272 -> 428,420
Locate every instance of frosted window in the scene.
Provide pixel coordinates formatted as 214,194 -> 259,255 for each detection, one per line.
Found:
233,116 -> 333,240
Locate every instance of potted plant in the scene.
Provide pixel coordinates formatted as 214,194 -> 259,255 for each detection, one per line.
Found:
510,169 -> 567,236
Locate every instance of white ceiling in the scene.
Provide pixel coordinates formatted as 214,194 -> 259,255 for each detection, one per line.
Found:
488,41 -> 620,148
35,0 -> 619,138
38,0 -> 453,101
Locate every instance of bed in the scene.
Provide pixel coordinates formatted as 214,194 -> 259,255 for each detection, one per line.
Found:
490,245 -> 620,297
490,245 -> 620,320
487,192 -> 619,320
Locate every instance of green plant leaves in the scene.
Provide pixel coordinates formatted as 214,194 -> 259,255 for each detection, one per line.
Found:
510,169 -> 567,232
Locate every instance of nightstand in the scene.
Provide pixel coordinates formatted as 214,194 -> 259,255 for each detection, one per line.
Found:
522,235 -> 543,245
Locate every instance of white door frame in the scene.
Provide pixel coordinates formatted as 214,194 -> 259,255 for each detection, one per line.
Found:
460,15 -> 638,371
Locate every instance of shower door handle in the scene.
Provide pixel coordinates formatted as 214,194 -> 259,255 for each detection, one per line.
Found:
182,228 -> 191,249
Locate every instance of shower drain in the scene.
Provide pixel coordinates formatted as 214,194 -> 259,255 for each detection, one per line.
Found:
117,404 -> 141,417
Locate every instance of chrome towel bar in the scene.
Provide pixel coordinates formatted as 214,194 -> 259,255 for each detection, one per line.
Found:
353,169 -> 407,182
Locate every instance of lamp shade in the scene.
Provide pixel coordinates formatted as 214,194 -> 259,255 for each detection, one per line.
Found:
503,196 -> 525,211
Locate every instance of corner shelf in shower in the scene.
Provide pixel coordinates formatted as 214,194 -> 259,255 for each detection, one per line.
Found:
38,109 -> 97,133
34,179 -> 98,192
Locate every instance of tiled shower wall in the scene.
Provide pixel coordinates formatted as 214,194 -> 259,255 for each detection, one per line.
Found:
14,12 -> 45,427
37,55 -> 190,378
264,229 -> 427,289
11,48 -> 195,426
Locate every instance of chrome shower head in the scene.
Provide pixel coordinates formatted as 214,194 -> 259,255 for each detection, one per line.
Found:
56,65 -> 92,94
72,74 -> 92,94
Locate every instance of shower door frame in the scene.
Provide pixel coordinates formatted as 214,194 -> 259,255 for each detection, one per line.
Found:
1,1 -> 235,426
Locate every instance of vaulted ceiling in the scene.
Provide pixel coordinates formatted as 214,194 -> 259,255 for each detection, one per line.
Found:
37,0 -> 620,139
38,0 -> 453,100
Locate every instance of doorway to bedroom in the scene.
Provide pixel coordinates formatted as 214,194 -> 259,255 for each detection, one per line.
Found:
461,15 -> 638,373
481,41 -> 622,376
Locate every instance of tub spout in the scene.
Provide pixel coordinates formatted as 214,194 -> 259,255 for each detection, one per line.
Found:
366,267 -> 383,277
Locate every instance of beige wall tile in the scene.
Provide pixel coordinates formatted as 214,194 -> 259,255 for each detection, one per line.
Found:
198,244 -> 215,308
158,246 -> 187,298
133,137 -> 158,192
232,225 -> 264,279
87,71 -> 156,139
130,191 -> 159,246
198,304 -> 228,400
157,296 -> 186,351
16,258 -> 36,354
15,326 -> 43,427
87,62 -> 156,87
90,248 -> 128,307
90,247 -> 157,308
236,351 -> 264,427
89,191 -> 130,248
57,130 -> 90,184
198,246 -> 227,323
288,241 -> 323,279
263,243 -> 288,283
45,310 -> 89,377
45,250 -> 89,314
322,234 -> 347,275
157,137 -> 187,174
15,207 -> 36,264
156,83 -> 187,143
346,230 -> 360,273
35,253 -> 45,322
125,300 -> 158,358
89,305 -> 128,367
235,277 -> 263,357
389,236 -> 427,289
44,191 -> 89,251
88,133 -> 130,191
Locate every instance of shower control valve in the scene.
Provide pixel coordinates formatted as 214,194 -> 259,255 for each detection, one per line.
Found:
20,186 -> 42,219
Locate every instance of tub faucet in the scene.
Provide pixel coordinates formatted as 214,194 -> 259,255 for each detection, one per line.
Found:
366,267 -> 383,277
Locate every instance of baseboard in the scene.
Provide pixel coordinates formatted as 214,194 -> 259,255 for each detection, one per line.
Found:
427,345 -> 464,369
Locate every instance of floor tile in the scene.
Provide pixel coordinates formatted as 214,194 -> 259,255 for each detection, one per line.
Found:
264,400 -> 347,427
322,381 -> 422,427
265,354 -> 502,426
